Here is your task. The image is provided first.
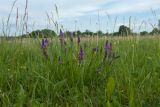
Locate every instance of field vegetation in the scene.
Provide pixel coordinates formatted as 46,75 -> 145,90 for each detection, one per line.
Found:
0,0 -> 160,106
0,36 -> 160,106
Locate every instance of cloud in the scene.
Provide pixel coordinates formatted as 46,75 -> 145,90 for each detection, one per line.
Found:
86,0 -> 160,16
1,0 -> 160,21
0,0 -> 116,30
52,0 -> 116,19
0,0 -> 160,33
106,0 -> 160,15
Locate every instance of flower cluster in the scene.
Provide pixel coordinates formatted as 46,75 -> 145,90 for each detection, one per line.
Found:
59,29 -> 65,47
105,40 -> 112,59
41,38 -> 49,59
78,47 -> 84,64
40,32 -> 119,66
103,40 -> 120,63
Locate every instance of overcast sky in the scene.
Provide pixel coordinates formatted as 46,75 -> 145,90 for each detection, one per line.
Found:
0,0 -> 160,35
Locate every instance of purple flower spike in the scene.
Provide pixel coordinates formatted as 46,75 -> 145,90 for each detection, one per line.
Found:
78,47 -> 84,63
103,40 -> 113,62
42,39 -> 49,48
59,29 -> 65,47
41,39 -> 45,48
60,29 -> 64,38
102,40 -> 120,64
41,38 -> 49,59
106,42 -> 112,49
77,35 -> 80,46
105,40 -> 112,57
41,38 -> 49,49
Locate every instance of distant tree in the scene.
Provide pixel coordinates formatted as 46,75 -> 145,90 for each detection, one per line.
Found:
77,30 -> 81,35
65,31 -> 72,37
97,30 -> 103,36
22,29 -> 56,38
118,25 -> 132,36
112,32 -> 119,36
140,31 -> 148,36
29,30 -> 42,38
71,30 -> 81,36
150,28 -> 160,35
104,32 -> 109,36
131,32 -> 138,36
93,33 -> 97,36
41,29 -> 56,37
82,30 -> 93,36
85,30 -> 93,36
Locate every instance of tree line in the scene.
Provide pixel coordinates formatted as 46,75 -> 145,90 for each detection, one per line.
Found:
21,25 -> 160,38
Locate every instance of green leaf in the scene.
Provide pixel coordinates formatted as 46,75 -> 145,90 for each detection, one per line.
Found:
15,84 -> 26,107
106,76 -> 115,100
129,88 -> 135,107
107,100 -> 111,107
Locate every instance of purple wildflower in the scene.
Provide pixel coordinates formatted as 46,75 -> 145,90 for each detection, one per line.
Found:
41,38 -> 49,49
77,35 -> 80,46
103,40 -> 113,62
41,38 -> 49,59
59,29 -> 65,47
60,29 -> 64,38
78,47 -> 84,63
105,40 -> 112,58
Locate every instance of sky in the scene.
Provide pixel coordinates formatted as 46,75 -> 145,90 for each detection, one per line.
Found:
0,0 -> 160,35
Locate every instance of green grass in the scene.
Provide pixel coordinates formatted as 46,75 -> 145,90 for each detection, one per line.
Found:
0,36 -> 160,107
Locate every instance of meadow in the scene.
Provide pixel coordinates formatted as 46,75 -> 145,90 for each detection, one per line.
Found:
0,36 -> 160,107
